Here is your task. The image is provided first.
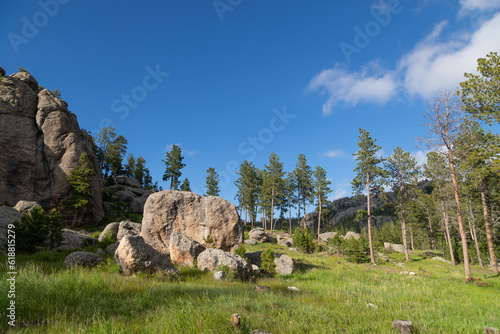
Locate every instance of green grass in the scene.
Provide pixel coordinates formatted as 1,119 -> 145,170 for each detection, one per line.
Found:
1,245 -> 498,333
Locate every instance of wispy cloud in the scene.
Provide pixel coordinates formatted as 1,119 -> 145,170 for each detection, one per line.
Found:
321,149 -> 348,158
459,0 -> 500,13
309,11 -> 500,114
308,61 -> 398,116
331,179 -> 351,200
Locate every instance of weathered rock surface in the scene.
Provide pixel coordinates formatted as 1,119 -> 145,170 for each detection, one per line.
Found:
344,231 -> 361,240
0,206 -> 21,250
213,271 -> 225,281
114,235 -> 178,276
197,248 -> 251,279
384,242 -> 405,253
13,200 -> 41,215
106,242 -> 119,255
63,251 -> 103,268
115,176 -> 141,188
169,230 -> 206,267
59,229 -> 96,250
116,221 -> 141,241
0,72 -> 103,224
141,191 -> 243,254
248,228 -> 268,242
392,320 -> 414,333
319,232 -> 337,242
245,251 -> 263,267
130,196 -> 148,214
244,239 -> 257,245
277,235 -> 293,247
115,190 -> 135,202
275,254 -> 295,275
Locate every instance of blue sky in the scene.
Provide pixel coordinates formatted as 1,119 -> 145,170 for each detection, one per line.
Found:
2,0 -> 500,212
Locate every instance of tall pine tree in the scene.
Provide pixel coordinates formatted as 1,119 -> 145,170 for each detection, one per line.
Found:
162,145 -> 185,190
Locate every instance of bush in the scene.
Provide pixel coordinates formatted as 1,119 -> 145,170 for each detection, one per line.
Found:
14,207 -> 66,252
328,234 -> 345,255
292,227 -> 315,253
234,244 -> 248,261
260,249 -> 276,275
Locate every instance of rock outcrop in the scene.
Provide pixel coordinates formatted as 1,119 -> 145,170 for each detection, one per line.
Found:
59,229 -> 96,250
384,242 -> 405,253
274,254 -> 295,275
0,206 -> 22,251
197,248 -> 251,279
13,200 -> 41,215
0,70 -> 103,224
98,221 -> 141,242
169,230 -> 206,267
114,235 -> 178,276
318,232 -> 337,242
141,191 -> 243,254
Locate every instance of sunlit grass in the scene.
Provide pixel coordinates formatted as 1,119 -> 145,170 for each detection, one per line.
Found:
0,245 -> 498,333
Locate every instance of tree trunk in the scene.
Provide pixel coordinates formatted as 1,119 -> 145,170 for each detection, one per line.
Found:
466,199 -> 483,268
366,173 -> 375,265
297,189 -> 301,230
289,204 -> 292,236
245,207 -> 248,227
317,190 -> 322,243
426,208 -> 436,250
410,226 -> 415,252
448,153 -> 472,281
481,186 -> 498,273
271,184 -> 275,233
401,187 -> 409,261
71,212 -> 79,229
440,200 -> 456,265
472,225 -> 483,268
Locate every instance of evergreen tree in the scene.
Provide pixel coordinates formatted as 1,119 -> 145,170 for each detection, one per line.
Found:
134,156 -> 146,186
258,169 -> 272,230
162,145 -> 185,190
96,127 -> 128,178
264,152 -> 286,233
205,167 -> 220,196
352,128 -> 385,265
385,146 -> 420,261
181,178 -> 191,192
284,172 -> 298,235
460,52 -> 500,125
235,161 -> 260,226
313,166 -> 332,242
143,168 -> 153,190
65,153 -> 95,227
124,154 -> 136,178
293,153 -> 314,229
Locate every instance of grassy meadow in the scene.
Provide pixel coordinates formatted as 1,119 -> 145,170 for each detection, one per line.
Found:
1,240 -> 499,333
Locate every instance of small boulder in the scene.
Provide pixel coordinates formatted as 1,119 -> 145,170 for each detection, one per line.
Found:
287,286 -> 300,292
59,229 -> 97,250
255,285 -> 271,292
106,242 -> 119,255
343,231 -> 360,240
248,228 -> 268,242
213,271 -> 226,281
392,320 -> 414,334
244,251 -> 263,267
251,264 -> 261,275
484,326 -> 499,334
114,235 -> 178,276
277,235 -> 293,247
244,239 -> 257,245
169,230 -> 206,267
13,200 -> 41,215
63,252 -> 103,268
274,254 -> 294,275
318,232 -> 337,242
197,248 -> 251,279
431,256 -> 451,264
98,222 -> 120,242
384,242 -> 405,253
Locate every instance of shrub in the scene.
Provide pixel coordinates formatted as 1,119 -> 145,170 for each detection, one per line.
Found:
14,207 -> 66,252
234,244 -> 248,261
328,234 -> 345,255
292,227 -> 315,253
260,249 -> 276,275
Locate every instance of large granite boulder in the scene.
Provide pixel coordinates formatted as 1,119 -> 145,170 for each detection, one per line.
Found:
248,228 -> 268,242
63,251 -> 103,268
244,251 -> 263,267
169,230 -> 206,267
384,242 -> 405,253
13,200 -> 41,215
0,72 -> 103,224
141,191 -> 243,254
274,254 -> 295,275
0,206 -> 22,251
114,235 -> 178,276
277,235 -> 293,247
319,232 -> 337,242
344,232 -> 361,240
98,222 -> 120,242
197,248 -> 251,279
98,221 -> 141,243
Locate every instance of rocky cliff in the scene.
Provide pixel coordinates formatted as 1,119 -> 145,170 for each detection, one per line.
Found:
0,70 -> 103,224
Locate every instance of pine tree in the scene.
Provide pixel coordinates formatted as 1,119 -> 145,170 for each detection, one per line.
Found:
124,153 -> 136,177
205,167 -> 220,196
352,128 -> 385,265
96,127 -> 128,178
65,153 -> 95,227
313,166 -> 332,242
460,52 -> 500,125
162,145 -> 185,190
284,173 -> 298,235
181,178 -> 191,192
134,156 -> 146,186
235,161 -> 260,226
293,153 -> 314,229
385,146 -> 420,261
264,152 -> 286,233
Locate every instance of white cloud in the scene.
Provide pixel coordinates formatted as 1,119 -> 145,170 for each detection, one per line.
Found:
460,0 -> 500,12
321,149 -> 348,158
309,11 -> 500,114
399,13 -> 500,99
331,179 -> 351,200
412,150 -> 429,167
308,62 -> 398,115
